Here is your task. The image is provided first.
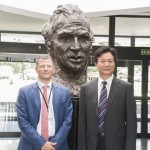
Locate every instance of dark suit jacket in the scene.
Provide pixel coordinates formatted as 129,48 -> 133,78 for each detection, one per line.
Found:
78,77 -> 137,150
16,82 -> 73,150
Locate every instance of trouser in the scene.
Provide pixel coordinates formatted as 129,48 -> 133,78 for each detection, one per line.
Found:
96,134 -> 106,150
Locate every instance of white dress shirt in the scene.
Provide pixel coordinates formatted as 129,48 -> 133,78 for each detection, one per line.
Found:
37,81 -> 55,138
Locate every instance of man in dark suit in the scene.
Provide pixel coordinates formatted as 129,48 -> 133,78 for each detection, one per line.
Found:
16,55 -> 73,150
78,46 -> 137,150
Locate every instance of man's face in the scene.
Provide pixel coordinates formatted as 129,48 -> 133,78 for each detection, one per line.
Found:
52,24 -> 92,72
35,58 -> 54,82
95,52 -> 115,79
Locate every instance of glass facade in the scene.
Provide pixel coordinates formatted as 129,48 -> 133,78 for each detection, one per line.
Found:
115,37 -> 131,46
0,14 -> 150,141
0,61 -> 37,133
0,138 -> 19,150
1,33 -> 44,44
115,17 -> 150,36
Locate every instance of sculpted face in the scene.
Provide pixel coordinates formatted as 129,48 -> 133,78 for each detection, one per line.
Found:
52,23 -> 92,72
41,4 -> 94,96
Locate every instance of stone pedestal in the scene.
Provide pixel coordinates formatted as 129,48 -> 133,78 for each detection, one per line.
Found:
68,97 -> 79,150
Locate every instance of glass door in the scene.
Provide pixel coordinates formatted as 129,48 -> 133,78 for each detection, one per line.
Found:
148,61 -> 150,135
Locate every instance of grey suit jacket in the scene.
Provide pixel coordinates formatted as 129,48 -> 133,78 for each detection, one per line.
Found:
78,77 -> 137,150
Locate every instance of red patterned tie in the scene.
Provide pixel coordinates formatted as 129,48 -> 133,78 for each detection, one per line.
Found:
41,86 -> 48,140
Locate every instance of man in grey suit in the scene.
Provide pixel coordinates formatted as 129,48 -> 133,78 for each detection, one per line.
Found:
78,46 -> 137,150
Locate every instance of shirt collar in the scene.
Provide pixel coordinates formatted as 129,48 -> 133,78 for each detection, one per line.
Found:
98,74 -> 114,86
37,80 -> 52,89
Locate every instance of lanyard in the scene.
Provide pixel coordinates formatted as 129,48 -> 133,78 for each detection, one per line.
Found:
38,84 -> 53,112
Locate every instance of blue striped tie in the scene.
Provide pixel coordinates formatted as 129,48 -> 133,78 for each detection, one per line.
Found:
98,81 -> 107,136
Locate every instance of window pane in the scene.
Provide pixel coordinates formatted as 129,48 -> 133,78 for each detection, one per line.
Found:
115,37 -> 131,46
87,66 -> 99,82
0,102 -> 19,132
115,17 -> 150,36
93,36 -> 108,46
117,60 -> 142,96
117,67 -> 128,81
89,17 -> 109,35
0,61 -> 37,132
148,62 -> 150,97
136,101 -> 141,134
135,38 -> 150,47
0,138 -> 19,150
148,100 -> 150,133
1,33 -> 44,44
134,65 -> 142,96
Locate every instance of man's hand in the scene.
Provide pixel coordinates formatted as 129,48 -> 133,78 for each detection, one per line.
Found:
41,141 -> 57,150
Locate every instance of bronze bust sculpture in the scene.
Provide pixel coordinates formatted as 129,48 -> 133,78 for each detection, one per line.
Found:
42,4 -> 94,96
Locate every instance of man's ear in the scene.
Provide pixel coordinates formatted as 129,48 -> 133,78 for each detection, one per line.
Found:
52,68 -> 56,75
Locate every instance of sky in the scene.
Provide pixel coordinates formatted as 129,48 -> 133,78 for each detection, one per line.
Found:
1,0 -> 150,15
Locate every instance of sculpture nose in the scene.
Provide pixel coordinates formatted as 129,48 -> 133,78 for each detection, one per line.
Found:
70,36 -> 81,50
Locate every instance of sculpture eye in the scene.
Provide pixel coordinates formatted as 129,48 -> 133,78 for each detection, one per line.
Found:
58,34 -> 73,42
79,34 -> 90,42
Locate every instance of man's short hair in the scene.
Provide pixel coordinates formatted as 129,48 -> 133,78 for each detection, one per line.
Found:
94,46 -> 118,64
41,4 -> 94,56
35,55 -> 53,65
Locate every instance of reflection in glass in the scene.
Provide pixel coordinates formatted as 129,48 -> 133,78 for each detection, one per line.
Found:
135,38 -> 150,47
134,65 -> 142,96
0,102 -> 19,132
148,65 -> 150,96
0,52 -> 41,62
1,33 -> 44,44
115,37 -> 131,46
87,66 -> 99,82
115,17 -> 150,36
136,101 -> 141,134
117,67 -> 128,81
89,17 -> 109,35
93,36 -> 108,46
0,62 -> 37,132
148,100 -> 150,133
117,60 -> 142,96
0,138 -> 19,150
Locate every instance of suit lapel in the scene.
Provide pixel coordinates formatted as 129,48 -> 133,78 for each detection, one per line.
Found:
90,79 -> 99,117
51,83 -> 58,124
31,82 -> 41,116
105,77 -> 120,116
